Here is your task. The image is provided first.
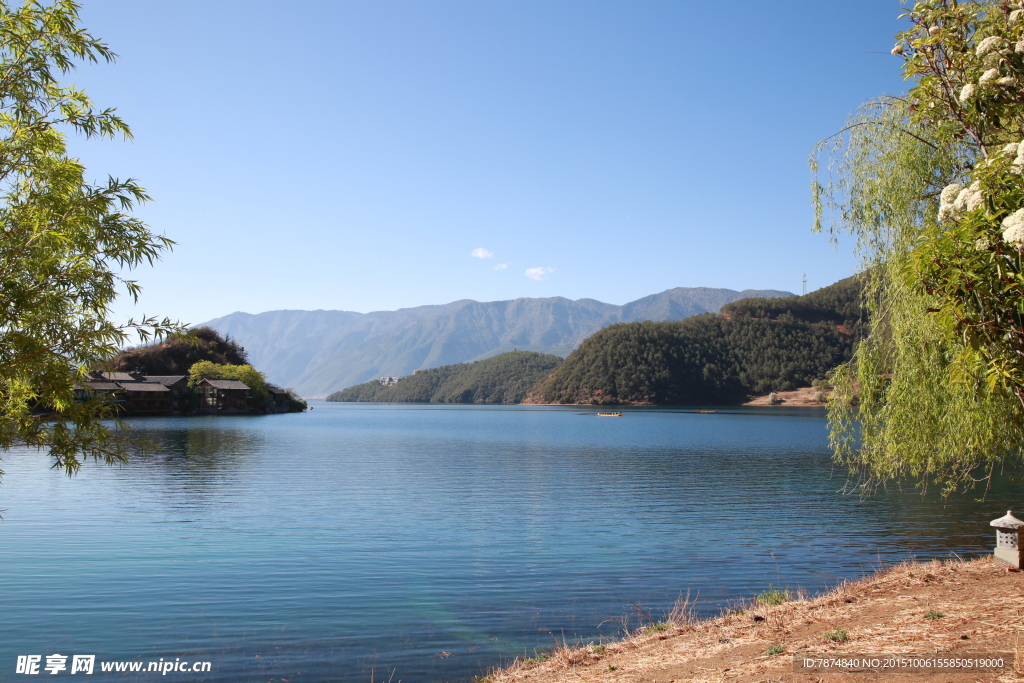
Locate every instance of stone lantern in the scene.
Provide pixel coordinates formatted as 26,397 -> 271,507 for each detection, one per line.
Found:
990,510 -> 1024,569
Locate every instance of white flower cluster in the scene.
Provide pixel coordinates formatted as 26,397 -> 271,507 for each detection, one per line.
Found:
1002,208 -> 1024,244
938,183 -> 966,222
1012,9 -> 1024,22
960,83 -> 977,102
977,35 -> 1008,56
980,67 -> 1001,84
1008,140 -> 1024,173
997,137 -> 1024,244
964,181 -> 985,212
938,181 -> 985,222
941,139 -> 1024,246
891,43 -> 904,56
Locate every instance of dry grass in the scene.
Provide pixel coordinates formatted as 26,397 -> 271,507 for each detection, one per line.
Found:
484,556 -> 1024,683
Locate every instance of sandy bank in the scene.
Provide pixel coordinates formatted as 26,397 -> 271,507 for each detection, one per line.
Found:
743,386 -> 827,407
485,557 -> 1022,682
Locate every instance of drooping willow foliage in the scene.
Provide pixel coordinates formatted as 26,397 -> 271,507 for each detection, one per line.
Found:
813,0 -> 1024,495
0,1 -> 183,477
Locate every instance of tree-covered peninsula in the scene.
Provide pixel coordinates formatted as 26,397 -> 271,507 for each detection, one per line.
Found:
327,351 -> 563,404
523,275 -> 865,405
92,328 -> 306,414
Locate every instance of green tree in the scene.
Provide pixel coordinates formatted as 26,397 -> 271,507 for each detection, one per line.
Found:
0,1 -> 180,477
188,361 -> 269,403
813,0 -> 1024,494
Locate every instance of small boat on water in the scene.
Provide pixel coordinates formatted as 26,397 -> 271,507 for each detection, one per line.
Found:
697,410 -> 718,414
597,412 -> 624,417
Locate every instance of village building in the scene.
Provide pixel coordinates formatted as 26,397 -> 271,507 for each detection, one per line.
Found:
84,371 -> 173,416
76,373 -> 173,416
144,376 -> 190,413
74,380 -> 127,412
74,372 -> 297,416
266,384 -> 294,412
118,382 -> 172,415
197,378 -> 252,414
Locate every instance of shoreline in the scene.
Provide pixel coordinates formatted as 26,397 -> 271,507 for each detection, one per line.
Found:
484,556 -> 1022,682
322,385 -> 829,407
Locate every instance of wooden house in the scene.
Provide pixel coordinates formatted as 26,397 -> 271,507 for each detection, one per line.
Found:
144,375 -> 190,413
118,382 -> 172,415
89,371 -> 172,415
266,384 -> 293,412
74,381 -> 127,412
75,378 -> 131,417
197,378 -> 252,413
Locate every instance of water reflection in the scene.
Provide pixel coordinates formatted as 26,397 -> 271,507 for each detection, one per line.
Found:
108,419 -> 265,514
129,420 -> 262,476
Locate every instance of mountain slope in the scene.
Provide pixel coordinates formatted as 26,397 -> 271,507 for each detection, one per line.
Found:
200,287 -> 792,397
327,351 -> 563,404
524,275 -> 864,405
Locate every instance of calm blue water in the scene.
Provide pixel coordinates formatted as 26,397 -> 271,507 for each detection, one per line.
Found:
0,403 -> 1018,682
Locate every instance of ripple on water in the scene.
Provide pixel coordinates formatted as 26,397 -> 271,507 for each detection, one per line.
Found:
0,403 -> 1016,682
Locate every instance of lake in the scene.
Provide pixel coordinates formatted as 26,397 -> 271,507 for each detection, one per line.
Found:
0,403 -> 1018,682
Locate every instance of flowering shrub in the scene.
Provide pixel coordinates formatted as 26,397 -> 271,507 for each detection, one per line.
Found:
892,0 -> 1024,405
813,0 -> 1024,493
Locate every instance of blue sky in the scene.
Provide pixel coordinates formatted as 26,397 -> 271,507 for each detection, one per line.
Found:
67,0 -> 909,326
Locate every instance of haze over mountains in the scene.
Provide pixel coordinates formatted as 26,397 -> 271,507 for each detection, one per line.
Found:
200,286 -> 793,397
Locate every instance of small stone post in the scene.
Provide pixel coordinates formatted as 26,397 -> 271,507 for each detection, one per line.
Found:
990,510 -> 1024,570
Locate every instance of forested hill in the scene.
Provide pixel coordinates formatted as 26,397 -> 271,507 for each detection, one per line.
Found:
327,351 -> 563,404
106,327 -> 250,375
200,286 -> 792,397
721,273 -> 868,337
524,275 -> 865,405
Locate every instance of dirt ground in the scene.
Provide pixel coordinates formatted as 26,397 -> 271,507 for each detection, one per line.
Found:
744,387 -> 827,407
486,557 -> 1023,683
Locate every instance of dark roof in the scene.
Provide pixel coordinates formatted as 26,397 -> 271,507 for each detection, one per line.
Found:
100,372 -> 141,382
143,375 -> 188,386
200,378 -> 250,390
267,384 -> 290,394
78,381 -> 122,391
118,382 -> 169,393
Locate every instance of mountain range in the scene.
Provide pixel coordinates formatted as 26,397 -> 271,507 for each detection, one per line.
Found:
200,286 -> 793,397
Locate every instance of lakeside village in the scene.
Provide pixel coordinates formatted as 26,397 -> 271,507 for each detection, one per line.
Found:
74,371 -> 304,416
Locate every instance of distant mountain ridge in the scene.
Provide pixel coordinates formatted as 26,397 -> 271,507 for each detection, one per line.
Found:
200,286 -> 793,397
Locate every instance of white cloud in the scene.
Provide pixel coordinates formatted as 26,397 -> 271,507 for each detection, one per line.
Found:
525,266 -> 554,281
471,247 -> 493,259
494,263 -> 508,271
